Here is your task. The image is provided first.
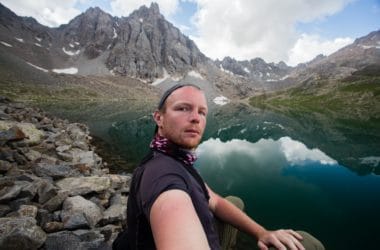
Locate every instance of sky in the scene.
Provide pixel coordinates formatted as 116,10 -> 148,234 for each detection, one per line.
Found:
1,0 -> 379,66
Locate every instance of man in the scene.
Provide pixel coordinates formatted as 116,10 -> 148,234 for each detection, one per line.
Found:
126,84 -> 323,250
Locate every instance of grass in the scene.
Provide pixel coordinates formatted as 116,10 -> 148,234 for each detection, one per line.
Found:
249,75 -> 380,119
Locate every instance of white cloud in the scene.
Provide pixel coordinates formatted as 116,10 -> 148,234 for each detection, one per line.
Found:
110,0 -> 179,17
190,0 -> 354,64
0,0 -> 81,27
287,34 -> 353,66
197,136 -> 337,168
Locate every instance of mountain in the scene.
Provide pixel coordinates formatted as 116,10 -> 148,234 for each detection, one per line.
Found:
0,1 -> 379,101
0,3 -> 207,80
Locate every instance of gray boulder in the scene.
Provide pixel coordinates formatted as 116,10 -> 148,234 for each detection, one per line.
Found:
55,176 -> 111,196
61,195 -> 103,229
0,217 -> 46,250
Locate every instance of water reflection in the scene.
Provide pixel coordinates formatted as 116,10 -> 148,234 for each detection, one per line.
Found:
195,137 -> 380,250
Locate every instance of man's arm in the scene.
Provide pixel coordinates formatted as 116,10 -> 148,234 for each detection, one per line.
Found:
150,189 -> 210,250
207,185 -> 305,250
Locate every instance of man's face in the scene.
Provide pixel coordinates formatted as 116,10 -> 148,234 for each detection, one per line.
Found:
154,86 -> 208,149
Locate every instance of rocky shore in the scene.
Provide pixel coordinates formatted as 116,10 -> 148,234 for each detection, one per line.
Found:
0,96 -> 131,250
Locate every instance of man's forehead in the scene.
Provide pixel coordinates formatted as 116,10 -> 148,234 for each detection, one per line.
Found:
167,86 -> 207,103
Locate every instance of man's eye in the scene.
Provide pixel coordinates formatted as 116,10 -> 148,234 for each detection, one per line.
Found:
199,111 -> 207,116
177,107 -> 189,111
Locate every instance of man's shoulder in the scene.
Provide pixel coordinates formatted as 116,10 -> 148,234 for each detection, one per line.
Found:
142,151 -> 188,177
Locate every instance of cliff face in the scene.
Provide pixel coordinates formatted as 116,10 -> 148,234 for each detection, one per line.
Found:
0,2 -> 207,81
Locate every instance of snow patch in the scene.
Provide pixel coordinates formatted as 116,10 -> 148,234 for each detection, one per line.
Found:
360,44 -> 380,50
213,96 -> 230,106
139,18 -> 143,23
280,75 -> 290,80
35,36 -> 42,42
62,47 -> 80,56
113,28 -> 118,39
52,67 -> 78,74
34,43 -> 42,47
1,41 -> 12,47
26,62 -> 48,73
152,68 -> 170,86
116,21 -> 119,27
219,65 -> 234,76
15,37 -> 24,43
244,67 -> 250,73
69,43 -> 75,48
74,42 -> 80,45
187,70 -> 203,79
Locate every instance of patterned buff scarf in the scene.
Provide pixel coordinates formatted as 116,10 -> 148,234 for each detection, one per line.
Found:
149,134 -> 197,166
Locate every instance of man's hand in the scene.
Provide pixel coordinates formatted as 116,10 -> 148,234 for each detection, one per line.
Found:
257,229 -> 305,250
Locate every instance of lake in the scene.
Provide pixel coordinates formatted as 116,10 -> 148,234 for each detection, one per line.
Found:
38,100 -> 380,250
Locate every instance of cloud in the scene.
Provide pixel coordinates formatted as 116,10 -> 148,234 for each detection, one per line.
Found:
286,34 -> 353,66
197,136 -> 337,169
110,0 -> 179,17
0,0 -> 81,27
189,0 -> 354,64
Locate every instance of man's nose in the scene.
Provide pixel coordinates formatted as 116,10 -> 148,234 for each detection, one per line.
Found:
189,110 -> 200,123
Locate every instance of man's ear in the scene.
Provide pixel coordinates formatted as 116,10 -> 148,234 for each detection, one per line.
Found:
153,110 -> 163,127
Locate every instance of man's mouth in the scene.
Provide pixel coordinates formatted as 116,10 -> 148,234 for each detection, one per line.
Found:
184,128 -> 200,135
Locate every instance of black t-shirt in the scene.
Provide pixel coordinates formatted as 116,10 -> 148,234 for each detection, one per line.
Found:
127,150 -> 220,250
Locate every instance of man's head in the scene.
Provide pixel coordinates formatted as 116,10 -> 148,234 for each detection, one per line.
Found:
153,84 -> 208,149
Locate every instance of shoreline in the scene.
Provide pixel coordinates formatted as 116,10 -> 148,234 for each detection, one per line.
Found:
0,96 -> 130,249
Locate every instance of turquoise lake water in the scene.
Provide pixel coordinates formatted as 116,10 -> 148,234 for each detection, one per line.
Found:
40,101 -> 380,250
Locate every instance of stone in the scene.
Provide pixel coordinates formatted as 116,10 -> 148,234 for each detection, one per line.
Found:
36,209 -> 53,227
110,192 -> 128,206
0,160 -> 12,173
97,224 -> 122,242
0,217 -> 46,250
33,162 -> 77,179
0,184 -> 23,202
74,229 -> 107,250
44,231 -> 84,250
56,144 -> 71,153
108,174 -> 131,190
43,191 -> 69,212
61,196 -> 103,229
37,179 -> 58,204
17,204 -> 38,218
0,121 -> 44,145
0,126 -> 25,145
56,176 -> 111,196
23,149 -> 42,161
43,221 -> 64,233
99,204 -> 127,225
0,204 -> 11,217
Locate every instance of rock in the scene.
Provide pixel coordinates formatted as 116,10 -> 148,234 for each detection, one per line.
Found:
44,231 -> 84,250
0,183 -> 23,202
43,221 -> 64,233
0,217 -> 46,250
110,192 -> 128,206
42,191 -> 69,212
17,205 -> 38,218
37,179 -> 58,204
23,149 -> 42,161
55,176 -> 111,196
74,229 -> 108,250
33,163 -> 78,179
0,121 -> 44,145
0,160 -> 12,173
0,204 -> 11,217
100,204 -> 127,225
36,209 -> 53,227
108,174 -> 131,190
61,196 -> 103,229
0,126 -> 25,145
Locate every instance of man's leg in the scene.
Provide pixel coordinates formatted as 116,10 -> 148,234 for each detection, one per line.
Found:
215,196 -> 245,250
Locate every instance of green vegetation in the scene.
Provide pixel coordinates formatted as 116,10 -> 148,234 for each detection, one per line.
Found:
249,75 -> 380,120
